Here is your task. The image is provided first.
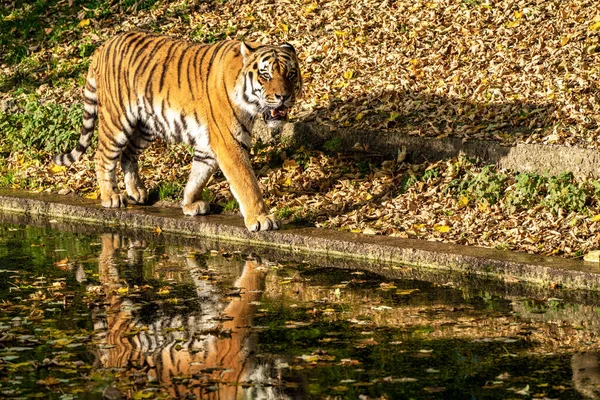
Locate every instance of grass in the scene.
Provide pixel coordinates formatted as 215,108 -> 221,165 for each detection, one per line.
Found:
153,182 -> 183,201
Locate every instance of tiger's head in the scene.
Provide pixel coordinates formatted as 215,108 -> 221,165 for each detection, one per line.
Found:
240,42 -> 302,128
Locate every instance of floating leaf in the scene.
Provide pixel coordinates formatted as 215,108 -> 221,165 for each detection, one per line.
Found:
396,288 -> 420,295
36,376 -> 60,386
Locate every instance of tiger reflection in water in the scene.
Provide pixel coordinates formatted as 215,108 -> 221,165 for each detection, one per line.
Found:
87,233 -> 286,399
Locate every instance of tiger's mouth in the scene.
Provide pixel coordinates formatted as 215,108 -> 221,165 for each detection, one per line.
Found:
263,106 -> 289,123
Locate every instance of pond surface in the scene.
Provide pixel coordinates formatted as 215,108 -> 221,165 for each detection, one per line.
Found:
0,222 -> 599,399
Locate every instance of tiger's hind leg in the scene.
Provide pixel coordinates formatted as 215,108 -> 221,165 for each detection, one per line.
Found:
95,120 -> 129,208
121,127 -> 153,205
181,151 -> 218,216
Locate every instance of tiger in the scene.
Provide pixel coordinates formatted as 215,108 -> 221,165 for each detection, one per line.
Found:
53,31 -> 302,232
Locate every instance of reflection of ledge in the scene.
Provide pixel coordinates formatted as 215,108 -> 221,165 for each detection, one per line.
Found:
1,189 -> 600,294
254,119 -> 600,179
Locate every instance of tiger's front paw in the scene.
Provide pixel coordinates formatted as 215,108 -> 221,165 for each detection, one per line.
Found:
182,201 -> 211,216
101,193 -> 128,208
245,214 -> 280,232
127,187 -> 147,205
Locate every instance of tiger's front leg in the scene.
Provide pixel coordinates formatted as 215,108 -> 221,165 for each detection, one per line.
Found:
181,151 -> 218,216
213,140 -> 279,232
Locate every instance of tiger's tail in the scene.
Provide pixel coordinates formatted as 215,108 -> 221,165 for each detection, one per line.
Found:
53,61 -> 98,166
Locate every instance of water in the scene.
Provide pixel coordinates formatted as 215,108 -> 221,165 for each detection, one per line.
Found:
0,221 -> 598,399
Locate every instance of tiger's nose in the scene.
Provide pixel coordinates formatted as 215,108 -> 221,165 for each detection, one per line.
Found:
274,93 -> 290,104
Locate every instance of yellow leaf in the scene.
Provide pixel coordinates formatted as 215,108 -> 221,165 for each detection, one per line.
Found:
457,196 -> 469,208
49,164 -> 66,174
433,224 -> 450,233
153,226 -> 162,234
591,214 -> 600,222
334,30 -> 348,37
355,112 -> 364,121
388,112 -> 400,121
78,19 -> 91,28
413,224 -> 425,230
560,36 -> 570,46
343,69 -> 354,79
513,10 -> 523,19
590,21 -> 600,31
396,288 -> 420,295
157,288 -> 170,295
117,287 -> 129,294
84,192 -> 98,200
278,23 -> 288,33
303,2 -> 318,15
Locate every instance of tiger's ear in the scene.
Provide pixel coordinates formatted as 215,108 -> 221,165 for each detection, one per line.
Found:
240,41 -> 257,59
281,42 -> 296,54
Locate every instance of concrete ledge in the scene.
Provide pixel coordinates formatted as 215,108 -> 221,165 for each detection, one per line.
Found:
255,121 -> 600,179
0,189 -> 598,291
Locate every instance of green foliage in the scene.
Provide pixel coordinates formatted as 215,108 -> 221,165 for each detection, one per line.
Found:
275,206 -> 315,226
356,161 -> 371,175
190,24 -> 236,44
323,137 -> 343,153
0,96 -> 83,155
0,159 -> 14,188
223,199 -> 239,212
421,167 -> 440,182
446,163 -> 595,216
155,182 -> 183,200
398,172 -> 418,194
505,172 -> 591,214
450,165 -> 508,205
202,188 -> 215,203
505,173 -> 545,211
543,172 -> 589,214
276,206 -> 295,220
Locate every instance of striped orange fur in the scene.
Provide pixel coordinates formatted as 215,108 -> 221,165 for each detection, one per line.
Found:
54,31 -> 302,231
